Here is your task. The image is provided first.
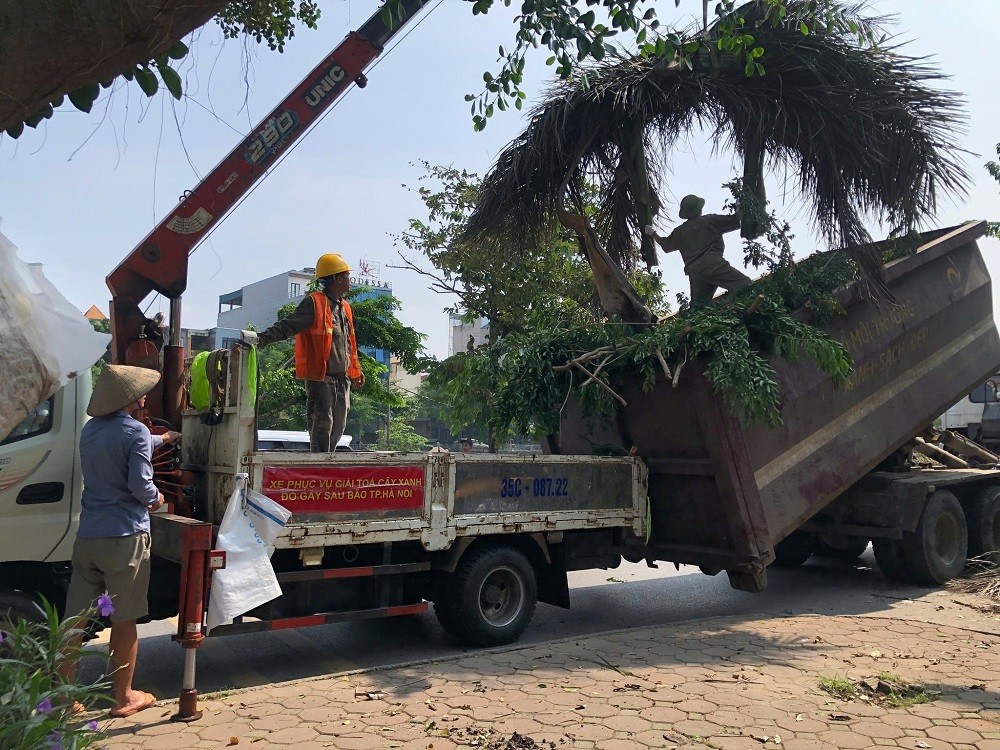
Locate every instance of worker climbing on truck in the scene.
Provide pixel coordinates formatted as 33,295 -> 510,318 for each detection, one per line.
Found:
644,193 -> 753,307
237,253 -> 365,452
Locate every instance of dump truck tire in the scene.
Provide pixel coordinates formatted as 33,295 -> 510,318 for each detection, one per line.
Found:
772,531 -> 815,568
815,535 -> 870,561
437,545 -> 537,647
872,538 -> 911,582
901,489 -> 968,585
432,600 -> 461,637
964,485 -> 1000,559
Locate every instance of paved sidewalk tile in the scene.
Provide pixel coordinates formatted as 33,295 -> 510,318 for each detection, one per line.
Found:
93,593 -> 1000,749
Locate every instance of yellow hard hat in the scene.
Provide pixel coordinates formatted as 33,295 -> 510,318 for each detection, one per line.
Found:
315,253 -> 350,278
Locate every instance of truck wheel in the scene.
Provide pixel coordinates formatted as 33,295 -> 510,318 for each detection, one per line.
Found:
901,489 -> 968,585
432,597 -> 461,637
964,485 -> 1000,559
872,538 -> 911,582
772,531 -> 815,568
815,535 -> 870,561
437,545 -> 537,647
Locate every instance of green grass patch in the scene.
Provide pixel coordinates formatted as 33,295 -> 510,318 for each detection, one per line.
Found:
876,672 -> 933,708
818,675 -> 856,700
819,673 -> 933,708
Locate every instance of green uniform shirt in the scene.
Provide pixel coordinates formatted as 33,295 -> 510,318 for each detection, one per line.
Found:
657,213 -> 741,269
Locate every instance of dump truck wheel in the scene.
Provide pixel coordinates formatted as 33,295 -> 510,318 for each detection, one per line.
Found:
432,600 -> 461,637
872,538 -> 911,582
772,531 -> 815,568
901,490 -> 968,585
964,485 -> 1000,559
815,535 -> 870,561
438,545 -> 537,647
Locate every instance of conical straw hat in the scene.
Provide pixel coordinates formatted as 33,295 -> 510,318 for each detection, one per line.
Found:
87,365 -> 161,417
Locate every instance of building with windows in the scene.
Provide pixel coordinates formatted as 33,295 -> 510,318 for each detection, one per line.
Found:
214,266 -> 392,372
216,268 -> 314,347
448,313 -> 489,356
179,328 -> 214,355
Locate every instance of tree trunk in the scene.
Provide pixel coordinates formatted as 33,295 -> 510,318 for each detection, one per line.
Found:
0,0 -> 226,132
555,150 -> 654,328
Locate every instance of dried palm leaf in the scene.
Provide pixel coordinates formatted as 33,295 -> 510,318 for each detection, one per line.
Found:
465,0 -> 968,310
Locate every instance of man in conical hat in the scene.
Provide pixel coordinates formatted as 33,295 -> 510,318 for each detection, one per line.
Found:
62,364 -> 178,718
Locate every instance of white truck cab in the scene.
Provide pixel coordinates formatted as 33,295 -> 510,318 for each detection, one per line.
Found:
0,377 -> 90,618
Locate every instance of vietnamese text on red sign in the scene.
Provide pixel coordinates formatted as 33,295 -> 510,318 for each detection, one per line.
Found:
261,465 -> 424,513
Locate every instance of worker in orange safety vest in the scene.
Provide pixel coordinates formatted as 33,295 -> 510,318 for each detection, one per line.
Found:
238,253 -> 365,452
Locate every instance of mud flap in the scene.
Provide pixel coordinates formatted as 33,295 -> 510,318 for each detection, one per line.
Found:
727,565 -> 768,593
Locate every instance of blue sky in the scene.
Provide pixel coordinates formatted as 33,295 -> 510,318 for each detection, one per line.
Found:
1,0 -> 997,360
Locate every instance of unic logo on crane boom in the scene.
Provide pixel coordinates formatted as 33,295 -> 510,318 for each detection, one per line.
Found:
304,64 -> 347,108
244,110 -> 300,166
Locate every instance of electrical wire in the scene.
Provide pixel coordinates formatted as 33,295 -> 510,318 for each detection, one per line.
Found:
135,3 -> 444,321
184,0 -> 446,260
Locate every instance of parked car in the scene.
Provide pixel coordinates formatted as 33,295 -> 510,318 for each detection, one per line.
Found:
256,430 -> 352,452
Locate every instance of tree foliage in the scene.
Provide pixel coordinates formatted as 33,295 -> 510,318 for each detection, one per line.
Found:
3,1 -> 815,137
376,398 -> 430,451
450,205 -> 857,442
465,0 -> 968,298
89,318 -> 112,386
395,162 -> 644,341
987,143 -> 1000,240
392,0 -> 853,131
397,161 -> 666,441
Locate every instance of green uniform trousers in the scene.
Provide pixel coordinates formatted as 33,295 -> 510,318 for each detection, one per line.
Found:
686,252 -> 752,306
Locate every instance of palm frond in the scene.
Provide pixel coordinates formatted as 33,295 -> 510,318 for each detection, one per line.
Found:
464,0 -> 968,285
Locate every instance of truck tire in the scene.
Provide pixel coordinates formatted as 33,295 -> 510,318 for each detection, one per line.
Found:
772,531 -> 815,568
872,538 -> 911,583
432,597 -> 461,637
436,545 -> 537,647
815,535 -> 870,561
900,489 -> 968,585
964,485 -> 1000,559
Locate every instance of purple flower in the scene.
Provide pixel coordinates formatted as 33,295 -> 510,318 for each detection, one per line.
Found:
96,593 -> 115,618
35,697 -> 53,715
46,732 -> 63,750
87,720 -> 98,731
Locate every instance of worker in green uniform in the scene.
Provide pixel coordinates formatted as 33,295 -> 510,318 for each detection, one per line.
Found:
644,194 -> 751,307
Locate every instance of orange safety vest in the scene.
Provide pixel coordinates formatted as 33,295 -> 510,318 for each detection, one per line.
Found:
294,291 -> 362,381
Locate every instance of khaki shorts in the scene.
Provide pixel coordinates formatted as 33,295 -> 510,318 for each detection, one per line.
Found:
65,533 -> 151,623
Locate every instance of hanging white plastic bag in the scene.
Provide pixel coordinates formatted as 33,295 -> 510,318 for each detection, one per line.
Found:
206,477 -> 292,634
0,226 -> 110,441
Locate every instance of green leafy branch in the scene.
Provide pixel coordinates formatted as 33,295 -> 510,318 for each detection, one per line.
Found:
434,224 -> 860,444
6,0 -> 322,139
5,41 -> 190,140
431,0 -> 886,131
987,143 -> 1000,239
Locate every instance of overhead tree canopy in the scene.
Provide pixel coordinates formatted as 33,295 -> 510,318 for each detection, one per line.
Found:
3,1 -> 829,138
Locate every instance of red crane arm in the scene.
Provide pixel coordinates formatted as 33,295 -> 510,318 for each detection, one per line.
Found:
108,1 -> 431,374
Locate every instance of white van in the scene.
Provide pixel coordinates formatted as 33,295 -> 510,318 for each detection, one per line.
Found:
256,430 -> 353,452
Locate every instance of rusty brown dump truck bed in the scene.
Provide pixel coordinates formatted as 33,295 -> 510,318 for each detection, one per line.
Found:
552,222 -> 1000,589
